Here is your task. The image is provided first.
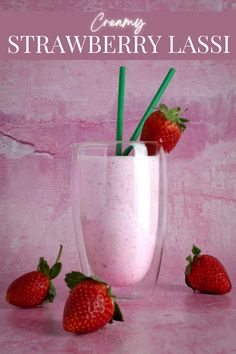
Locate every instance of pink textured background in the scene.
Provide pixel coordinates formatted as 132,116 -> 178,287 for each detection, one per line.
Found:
0,1 -> 236,353
1,60 -> 236,286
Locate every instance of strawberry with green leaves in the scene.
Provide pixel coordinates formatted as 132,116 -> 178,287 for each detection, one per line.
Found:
140,103 -> 189,154
185,245 -> 232,295
63,272 -> 123,334
6,245 -> 63,308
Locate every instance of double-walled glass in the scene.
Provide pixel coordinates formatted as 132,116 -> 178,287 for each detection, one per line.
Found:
71,141 -> 167,299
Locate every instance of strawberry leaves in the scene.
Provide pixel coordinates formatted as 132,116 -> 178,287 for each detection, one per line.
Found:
37,245 -> 63,280
37,245 -> 63,303
159,103 -> 189,131
65,271 -> 109,289
37,257 -> 50,276
65,271 -> 88,289
49,263 -> 62,280
48,282 -> 56,303
192,244 -> 201,257
185,245 -> 201,276
112,301 -> 123,322
185,244 -> 202,275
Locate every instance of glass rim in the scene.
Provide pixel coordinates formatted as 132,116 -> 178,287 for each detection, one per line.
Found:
70,141 -> 162,148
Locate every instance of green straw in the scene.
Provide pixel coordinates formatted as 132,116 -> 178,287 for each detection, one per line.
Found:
123,68 -> 176,156
115,66 -> 126,155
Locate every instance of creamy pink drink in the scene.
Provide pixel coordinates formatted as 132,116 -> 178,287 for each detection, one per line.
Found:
78,154 -> 159,287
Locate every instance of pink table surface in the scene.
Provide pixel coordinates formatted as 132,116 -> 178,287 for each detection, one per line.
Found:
1,276 -> 235,354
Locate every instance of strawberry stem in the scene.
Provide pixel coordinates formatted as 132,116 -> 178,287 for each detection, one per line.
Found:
48,245 -> 63,280
55,244 -> 63,263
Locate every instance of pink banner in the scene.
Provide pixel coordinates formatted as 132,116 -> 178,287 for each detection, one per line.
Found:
0,11 -> 235,59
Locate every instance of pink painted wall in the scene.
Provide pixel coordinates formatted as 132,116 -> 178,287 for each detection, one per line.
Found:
0,1 -> 236,296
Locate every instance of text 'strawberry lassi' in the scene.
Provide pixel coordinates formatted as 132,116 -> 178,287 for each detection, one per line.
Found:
78,155 -> 159,287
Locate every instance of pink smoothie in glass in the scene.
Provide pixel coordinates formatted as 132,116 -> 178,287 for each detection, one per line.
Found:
78,155 -> 159,287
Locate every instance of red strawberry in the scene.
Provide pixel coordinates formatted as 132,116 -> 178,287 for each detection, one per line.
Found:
140,103 -> 189,153
185,245 -> 232,295
63,272 -> 123,334
6,245 -> 63,308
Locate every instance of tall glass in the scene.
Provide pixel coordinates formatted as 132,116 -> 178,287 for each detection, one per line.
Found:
71,141 -> 167,299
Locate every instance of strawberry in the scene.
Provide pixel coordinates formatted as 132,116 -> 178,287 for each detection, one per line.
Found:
6,245 -> 63,308
185,245 -> 232,295
140,103 -> 189,153
63,272 -> 123,334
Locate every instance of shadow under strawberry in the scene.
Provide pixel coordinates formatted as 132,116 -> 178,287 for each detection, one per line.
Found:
6,306 -> 65,337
